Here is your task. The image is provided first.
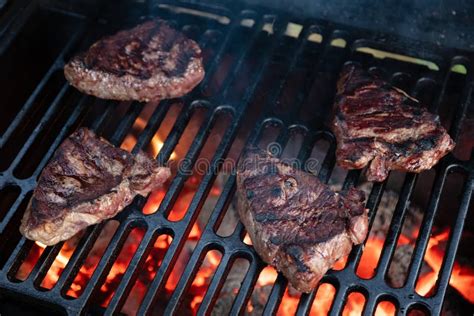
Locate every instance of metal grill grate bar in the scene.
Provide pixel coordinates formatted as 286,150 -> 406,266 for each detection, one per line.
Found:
28,243 -> 64,287
109,102 -> 146,146
79,221 -> 135,305
405,166 -> 449,290
104,230 -> 156,314
216,15 -> 264,101
131,102 -> 172,155
375,174 -> 418,277
0,29 -> 78,147
32,94 -> 90,178
8,84 -> 71,171
90,100 -> 117,132
54,224 -> 105,293
433,173 -> 474,315
449,81 -> 474,142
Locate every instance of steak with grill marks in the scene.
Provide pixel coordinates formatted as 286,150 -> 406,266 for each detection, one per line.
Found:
64,19 -> 204,102
333,64 -> 455,182
20,128 -> 171,246
236,148 -> 368,293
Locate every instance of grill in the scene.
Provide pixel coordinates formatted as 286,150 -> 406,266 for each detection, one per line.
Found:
0,0 -> 473,315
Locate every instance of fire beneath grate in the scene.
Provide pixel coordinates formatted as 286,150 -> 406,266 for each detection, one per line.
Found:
13,112 -> 474,315
1,1 -> 474,315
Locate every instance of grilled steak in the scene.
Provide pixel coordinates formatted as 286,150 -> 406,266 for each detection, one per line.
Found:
64,19 -> 204,102
236,148 -> 368,292
333,64 -> 455,182
20,128 -> 171,246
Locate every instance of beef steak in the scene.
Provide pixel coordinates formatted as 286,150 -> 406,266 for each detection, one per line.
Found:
64,19 -> 204,102
333,64 -> 455,182
236,148 -> 368,292
20,128 -> 171,245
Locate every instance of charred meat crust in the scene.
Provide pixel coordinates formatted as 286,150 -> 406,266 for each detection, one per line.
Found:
64,19 -> 204,102
31,129 -> 132,220
236,148 -> 368,293
333,64 -> 455,182
20,128 -> 171,246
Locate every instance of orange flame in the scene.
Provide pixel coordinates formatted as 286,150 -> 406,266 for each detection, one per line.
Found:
48,117 -> 179,304
258,266 -> 278,287
15,120 -> 474,316
343,292 -> 366,316
416,229 -> 474,303
312,283 -> 336,316
121,117 -> 176,160
190,250 -> 223,310
35,241 -> 74,290
20,217 -> 474,314
357,237 -> 384,279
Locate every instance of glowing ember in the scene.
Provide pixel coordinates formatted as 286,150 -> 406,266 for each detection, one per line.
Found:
416,229 -> 474,303
258,266 -> 278,287
343,292 -> 365,316
19,223 -> 473,315
356,234 -> 412,279
25,118 -> 179,302
121,117 -> 177,160
342,293 -> 396,316
143,189 -> 166,215
14,153 -> 474,316
35,241 -> 74,290
311,283 -> 336,316
189,250 -> 223,311
99,227 -> 145,307
376,302 -> 396,316
277,288 -> 300,315
357,237 -> 384,279
243,233 -> 252,245
17,211 -> 474,316
333,255 -> 348,270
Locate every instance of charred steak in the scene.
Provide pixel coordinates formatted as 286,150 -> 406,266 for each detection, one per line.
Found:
236,148 -> 368,292
64,19 -> 204,102
20,128 -> 171,246
333,64 -> 455,182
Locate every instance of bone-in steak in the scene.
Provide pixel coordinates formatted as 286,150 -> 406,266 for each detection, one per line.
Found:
333,64 -> 455,182
20,128 -> 171,246
236,148 -> 368,292
64,19 -> 204,102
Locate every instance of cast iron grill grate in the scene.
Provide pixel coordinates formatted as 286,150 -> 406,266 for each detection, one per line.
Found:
0,0 -> 473,315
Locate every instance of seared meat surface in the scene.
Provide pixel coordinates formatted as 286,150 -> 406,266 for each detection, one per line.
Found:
333,64 -> 455,182
20,128 -> 170,245
236,148 -> 368,292
64,19 -> 204,102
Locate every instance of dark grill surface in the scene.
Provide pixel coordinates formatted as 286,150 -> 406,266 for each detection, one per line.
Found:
0,0 -> 473,315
